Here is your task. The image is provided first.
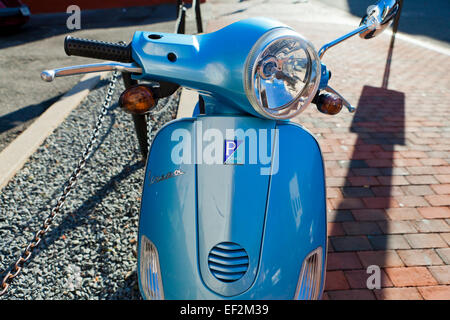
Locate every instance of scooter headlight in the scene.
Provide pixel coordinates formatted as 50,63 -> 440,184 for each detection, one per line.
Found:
244,28 -> 321,120
139,235 -> 164,300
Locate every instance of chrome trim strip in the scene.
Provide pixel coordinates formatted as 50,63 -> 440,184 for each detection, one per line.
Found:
294,246 -> 323,300
140,235 -> 165,300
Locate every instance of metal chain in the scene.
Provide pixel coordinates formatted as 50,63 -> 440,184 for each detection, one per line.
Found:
146,113 -> 152,148
0,70 -> 119,297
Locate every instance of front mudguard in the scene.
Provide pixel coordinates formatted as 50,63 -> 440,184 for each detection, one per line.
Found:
137,116 -> 327,299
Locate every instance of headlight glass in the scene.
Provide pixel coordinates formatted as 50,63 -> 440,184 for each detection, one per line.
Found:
244,28 -> 321,120
139,235 -> 164,300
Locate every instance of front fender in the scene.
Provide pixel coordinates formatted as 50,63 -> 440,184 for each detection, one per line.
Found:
137,116 -> 327,299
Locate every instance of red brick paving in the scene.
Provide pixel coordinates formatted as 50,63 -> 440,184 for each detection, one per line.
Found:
425,195 -> 450,206
327,252 -> 363,270
357,250 -> 404,268
344,269 -> 393,289
418,286 -> 450,300
404,234 -> 448,249
418,207 -> 450,219
396,249 -> 444,266
436,248 -> 450,264
208,0 -> 450,300
352,209 -> 389,221
384,267 -> 438,287
374,287 -> 423,300
327,289 -> 376,300
309,14 -> 450,297
312,18 -> 450,297
325,271 -> 350,291
431,184 -> 450,195
385,207 -> 422,220
377,220 -> 417,234
428,266 -> 450,285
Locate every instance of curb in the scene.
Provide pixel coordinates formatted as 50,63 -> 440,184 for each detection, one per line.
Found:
0,72 -> 107,191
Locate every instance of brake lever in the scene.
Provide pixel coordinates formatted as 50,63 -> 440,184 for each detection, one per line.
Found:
323,85 -> 356,113
41,62 -> 143,82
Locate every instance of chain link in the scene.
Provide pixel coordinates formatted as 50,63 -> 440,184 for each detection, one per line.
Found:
0,71 -> 119,297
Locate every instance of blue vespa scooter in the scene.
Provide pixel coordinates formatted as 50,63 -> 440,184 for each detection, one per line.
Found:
40,0 -> 400,300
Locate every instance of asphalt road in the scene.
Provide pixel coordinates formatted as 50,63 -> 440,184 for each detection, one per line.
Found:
0,3 -> 205,152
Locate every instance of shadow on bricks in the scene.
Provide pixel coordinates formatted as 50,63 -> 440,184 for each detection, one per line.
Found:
325,6 -> 413,297
328,41 -> 406,295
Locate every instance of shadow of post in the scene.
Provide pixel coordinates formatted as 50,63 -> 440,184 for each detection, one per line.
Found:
331,85 -> 405,294
327,1 -> 408,298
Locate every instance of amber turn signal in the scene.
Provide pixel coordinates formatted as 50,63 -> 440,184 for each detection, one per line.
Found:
314,93 -> 343,115
119,85 -> 157,114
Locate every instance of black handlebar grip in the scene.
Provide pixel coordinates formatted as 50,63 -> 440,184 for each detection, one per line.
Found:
64,36 -> 133,63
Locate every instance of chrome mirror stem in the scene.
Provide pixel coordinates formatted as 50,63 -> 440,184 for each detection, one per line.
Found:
41,62 -> 143,82
318,24 -> 371,59
318,0 -> 400,58
324,85 -> 356,113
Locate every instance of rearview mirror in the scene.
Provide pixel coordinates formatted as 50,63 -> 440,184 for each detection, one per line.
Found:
359,0 -> 400,39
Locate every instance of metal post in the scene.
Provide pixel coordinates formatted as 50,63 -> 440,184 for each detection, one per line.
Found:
175,4 -> 186,34
193,0 -> 203,33
176,0 -> 182,18
382,0 -> 403,89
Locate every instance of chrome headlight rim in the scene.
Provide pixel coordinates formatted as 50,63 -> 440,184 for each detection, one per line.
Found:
244,27 -> 322,120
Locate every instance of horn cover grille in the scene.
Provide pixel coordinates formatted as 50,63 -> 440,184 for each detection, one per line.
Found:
208,242 -> 249,282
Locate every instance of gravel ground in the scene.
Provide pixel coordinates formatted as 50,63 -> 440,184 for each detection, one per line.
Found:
0,74 -> 180,300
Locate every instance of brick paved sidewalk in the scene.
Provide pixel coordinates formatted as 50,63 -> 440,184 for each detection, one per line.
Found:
207,0 -> 450,300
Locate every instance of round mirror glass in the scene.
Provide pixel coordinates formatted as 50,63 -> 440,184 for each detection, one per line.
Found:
359,0 -> 400,39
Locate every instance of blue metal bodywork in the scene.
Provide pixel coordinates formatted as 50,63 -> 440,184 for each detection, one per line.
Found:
131,18 -> 291,117
138,116 -> 327,299
135,17 -> 328,300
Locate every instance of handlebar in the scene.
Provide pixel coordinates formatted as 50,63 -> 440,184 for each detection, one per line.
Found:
40,36 -> 142,82
64,36 -> 133,63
